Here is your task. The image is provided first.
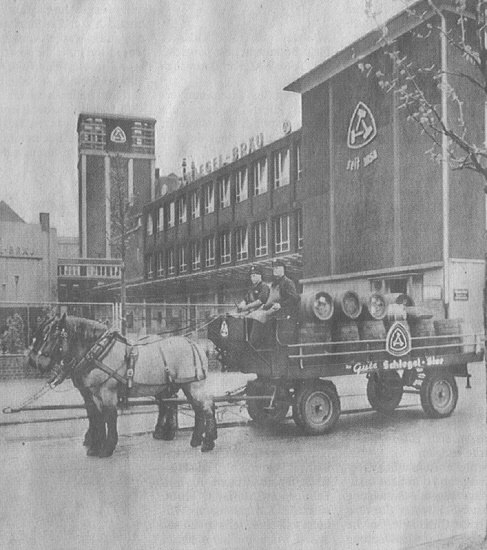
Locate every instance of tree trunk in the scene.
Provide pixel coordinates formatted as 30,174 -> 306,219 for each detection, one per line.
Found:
121,262 -> 126,336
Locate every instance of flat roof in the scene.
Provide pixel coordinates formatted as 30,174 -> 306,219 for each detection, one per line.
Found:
284,0 -> 459,94
78,112 -> 156,124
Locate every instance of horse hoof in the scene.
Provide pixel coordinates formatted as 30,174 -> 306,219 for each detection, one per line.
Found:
201,441 -> 215,452
98,448 -> 114,458
86,447 -> 100,457
153,429 -> 176,441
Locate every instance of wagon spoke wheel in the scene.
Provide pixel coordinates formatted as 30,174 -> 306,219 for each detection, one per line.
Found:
420,369 -> 458,418
366,371 -> 403,414
246,380 -> 290,424
293,380 -> 340,435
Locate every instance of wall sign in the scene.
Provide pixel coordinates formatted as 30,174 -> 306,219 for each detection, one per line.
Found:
110,126 -> 127,144
453,289 -> 469,301
347,101 -> 377,149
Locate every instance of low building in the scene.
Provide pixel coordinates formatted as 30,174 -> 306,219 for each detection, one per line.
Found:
0,202 -> 57,303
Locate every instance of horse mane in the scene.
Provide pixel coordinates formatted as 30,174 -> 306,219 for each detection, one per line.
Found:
64,316 -> 108,344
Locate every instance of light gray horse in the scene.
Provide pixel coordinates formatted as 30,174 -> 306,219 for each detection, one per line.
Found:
27,314 -> 217,457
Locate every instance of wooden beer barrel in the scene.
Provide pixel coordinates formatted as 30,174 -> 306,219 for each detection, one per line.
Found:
434,319 -> 463,355
365,293 -> 388,320
358,320 -> 386,352
300,291 -> 334,322
299,321 -> 332,342
410,318 -> 436,356
384,293 -> 415,307
334,291 -> 363,320
332,321 -> 361,363
299,321 -> 333,355
405,307 -> 433,321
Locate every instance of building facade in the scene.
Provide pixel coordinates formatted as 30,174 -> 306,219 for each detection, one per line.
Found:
0,203 -> 57,303
285,1 -> 485,332
77,113 -> 156,259
132,130 -> 303,305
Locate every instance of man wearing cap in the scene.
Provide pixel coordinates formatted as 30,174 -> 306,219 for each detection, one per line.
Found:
262,259 -> 300,317
237,265 -> 269,314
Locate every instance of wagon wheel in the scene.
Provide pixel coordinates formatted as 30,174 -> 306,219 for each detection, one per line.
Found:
246,380 -> 290,423
366,371 -> 403,414
420,369 -> 458,418
292,380 -> 341,435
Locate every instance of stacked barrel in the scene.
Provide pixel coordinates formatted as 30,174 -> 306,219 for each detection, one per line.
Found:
298,290 -> 464,361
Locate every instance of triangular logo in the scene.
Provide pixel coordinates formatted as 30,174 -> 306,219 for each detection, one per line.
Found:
110,126 -> 127,144
385,321 -> 411,357
347,101 -> 377,149
220,320 -> 229,338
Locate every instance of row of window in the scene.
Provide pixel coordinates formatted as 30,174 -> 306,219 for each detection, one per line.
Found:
146,144 -> 302,235
145,211 -> 303,278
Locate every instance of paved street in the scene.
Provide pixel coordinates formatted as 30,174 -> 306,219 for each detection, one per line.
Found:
0,366 -> 486,550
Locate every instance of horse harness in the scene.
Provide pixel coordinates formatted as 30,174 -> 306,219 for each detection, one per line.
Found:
56,331 -> 205,390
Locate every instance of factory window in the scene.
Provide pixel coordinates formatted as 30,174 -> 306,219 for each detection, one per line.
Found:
203,182 -> 214,214
296,142 -> 302,181
156,252 -> 164,277
167,248 -> 175,275
190,191 -> 200,219
272,148 -> 290,188
178,247 -> 188,274
204,236 -> 215,267
191,242 -> 201,271
254,221 -> 268,258
218,176 -> 231,209
235,227 -> 248,261
252,158 -> 267,196
177,196 -> 187,224
220,232 -> 232,265
274,214 -> 290,253
146,255 -> 154,278
168,202 -> 175,228
235,167 -> 248,203
157,206 -> 164,232
146,214 -> 153,236
296,209 -> 303,249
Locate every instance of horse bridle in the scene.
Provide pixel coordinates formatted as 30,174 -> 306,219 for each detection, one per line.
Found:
33,321 -> 72,386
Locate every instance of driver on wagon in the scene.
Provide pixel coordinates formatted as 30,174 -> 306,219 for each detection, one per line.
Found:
237,265 -> 269,314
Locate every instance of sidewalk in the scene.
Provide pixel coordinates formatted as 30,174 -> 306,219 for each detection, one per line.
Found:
408,534 -> 486,549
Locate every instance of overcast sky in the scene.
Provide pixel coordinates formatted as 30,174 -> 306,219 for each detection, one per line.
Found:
0,0 -> 408,237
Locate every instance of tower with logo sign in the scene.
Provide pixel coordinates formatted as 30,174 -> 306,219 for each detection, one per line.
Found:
77,113 -> 156,258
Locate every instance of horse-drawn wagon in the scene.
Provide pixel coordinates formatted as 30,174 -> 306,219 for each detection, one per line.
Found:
208,290 -> 484,435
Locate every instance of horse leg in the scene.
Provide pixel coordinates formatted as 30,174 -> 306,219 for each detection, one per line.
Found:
184,382 -> 217,452
153,386 -> 178,441
86,407 -> 105,457
201,401 -> 217,453
79,389 -> 97,448
78,388 -> 105,457
181,386 -> 204,447
95,385 -> 118,458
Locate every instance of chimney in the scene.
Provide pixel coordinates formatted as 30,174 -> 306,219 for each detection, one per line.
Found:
39,212 -> 50,232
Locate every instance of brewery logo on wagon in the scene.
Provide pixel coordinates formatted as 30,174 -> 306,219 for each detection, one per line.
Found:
220,319 -> 229,338
385,321 -> 411,357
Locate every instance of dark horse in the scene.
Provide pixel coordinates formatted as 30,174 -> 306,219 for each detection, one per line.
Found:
27,314 -> 217,457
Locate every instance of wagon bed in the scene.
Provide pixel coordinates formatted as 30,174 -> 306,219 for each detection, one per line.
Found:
208,314 -> 484,435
